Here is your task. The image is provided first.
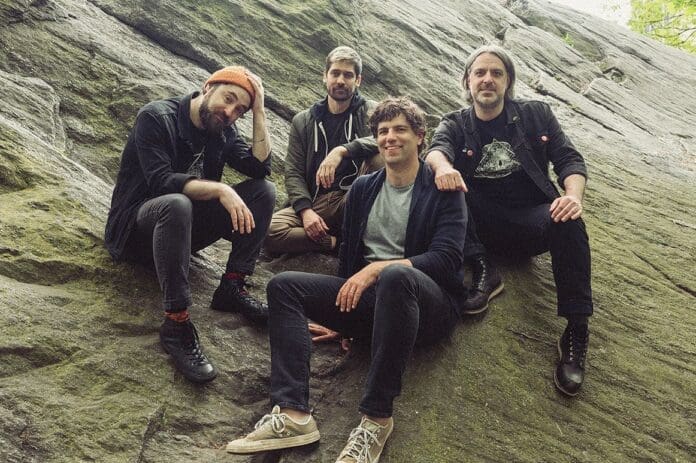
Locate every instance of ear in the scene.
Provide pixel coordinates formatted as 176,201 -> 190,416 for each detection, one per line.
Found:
203,83 -> 212,94
355,74 -> 362,87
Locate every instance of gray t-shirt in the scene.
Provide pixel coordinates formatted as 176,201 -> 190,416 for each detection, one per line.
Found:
363,181 -> 414,262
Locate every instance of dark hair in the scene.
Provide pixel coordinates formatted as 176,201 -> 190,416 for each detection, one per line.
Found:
325,46 -> 362,76
461,45 -> 516,103
369,97 -> 427,152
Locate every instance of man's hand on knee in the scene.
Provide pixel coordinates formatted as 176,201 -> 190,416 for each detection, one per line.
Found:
550,194 -> 583,222
300,208 -> 329,241
219,185 -> 255,233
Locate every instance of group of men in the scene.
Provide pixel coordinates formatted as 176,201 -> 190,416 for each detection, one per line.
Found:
105,45 -> 594,462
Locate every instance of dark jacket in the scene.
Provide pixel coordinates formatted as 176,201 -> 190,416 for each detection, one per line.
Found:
104,92 -> 271,259
428,99 -> 587,200
285,92 -> 379,213
338,162 -> 468,313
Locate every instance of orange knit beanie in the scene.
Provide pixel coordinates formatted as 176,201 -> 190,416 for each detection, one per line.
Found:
205,66 -> 255,105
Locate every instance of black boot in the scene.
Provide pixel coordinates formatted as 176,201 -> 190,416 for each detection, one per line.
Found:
159,319 -> 217,383
462,254 -> 504,314
211,277 -> 268,325
554,321 -> 589,396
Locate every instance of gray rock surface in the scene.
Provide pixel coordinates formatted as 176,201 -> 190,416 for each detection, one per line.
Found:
1,0 -> 694,461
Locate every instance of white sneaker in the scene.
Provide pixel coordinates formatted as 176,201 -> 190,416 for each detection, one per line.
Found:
335,416 -> 394,463
226,405 -> 320,454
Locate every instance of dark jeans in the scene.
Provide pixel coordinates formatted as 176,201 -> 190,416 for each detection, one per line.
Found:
128,178 -> 275,312
268,265 -> 459,418
464,191 -> 593,316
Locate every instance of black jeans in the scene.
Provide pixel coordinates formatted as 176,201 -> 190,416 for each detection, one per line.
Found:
129,178 -> 275,311
464,191 -> 593,316
267,265 -> 459,418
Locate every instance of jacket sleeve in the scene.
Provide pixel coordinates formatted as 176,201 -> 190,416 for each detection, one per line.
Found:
543,104 -> 588,188
134,110 -> 195,196
222,126 -> 271,179
408,190 -> 467,280
343,135 -> 378,160
426,112 -> 463,164
285,114 -> 313,213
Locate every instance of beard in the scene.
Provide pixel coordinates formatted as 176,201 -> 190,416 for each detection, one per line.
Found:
473,89 -> 504,110
328,85 -> 354,102
199,95 -> 227,135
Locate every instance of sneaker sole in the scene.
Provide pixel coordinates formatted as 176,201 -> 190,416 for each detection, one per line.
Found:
226,430 -> 321,454
461,282 -> 504,315
554,338 -> 580,397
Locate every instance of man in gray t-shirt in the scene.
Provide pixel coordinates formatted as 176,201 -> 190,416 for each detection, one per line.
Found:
227,97 -> 467,461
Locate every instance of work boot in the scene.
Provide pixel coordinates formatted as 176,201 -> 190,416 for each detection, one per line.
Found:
554,321 -> 589,396
226,405 -> 320,453
211,276 -> 268,325
159,318 -> 217,383
335,416 -> 394,463
462,254 -> 504,314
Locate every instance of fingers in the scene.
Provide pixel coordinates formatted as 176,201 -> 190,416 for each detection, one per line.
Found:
336,280 -> 364,312
316,164 -> 337,189
229,205 -> 255,234
435,171 -> 467,192
550,197 -> 582,222
308,322 -> 341,342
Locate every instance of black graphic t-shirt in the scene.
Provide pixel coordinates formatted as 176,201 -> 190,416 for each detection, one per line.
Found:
470,113 -> 547,207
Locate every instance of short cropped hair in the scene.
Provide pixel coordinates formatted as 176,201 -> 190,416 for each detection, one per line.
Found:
461,45 -> 516,103
369,97 -> 427,152
325,46 -> 363,76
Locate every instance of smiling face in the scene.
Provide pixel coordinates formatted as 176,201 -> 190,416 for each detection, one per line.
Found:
199,83 -> 251,134
467,52 -> 510,113
376,113 -> 424,168
324,60 -> 361,103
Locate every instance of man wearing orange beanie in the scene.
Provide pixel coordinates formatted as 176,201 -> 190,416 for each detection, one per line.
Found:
105,66 -> 276,383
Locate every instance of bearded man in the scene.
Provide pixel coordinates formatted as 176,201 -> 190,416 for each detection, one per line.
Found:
105,66 -> 276,383
264,46 -> 381,255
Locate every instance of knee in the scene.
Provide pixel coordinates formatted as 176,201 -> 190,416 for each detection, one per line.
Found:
267,271 -> 300,306
161,194 -> 193,223
249,178 -> 277,208
378,264 -> 417,293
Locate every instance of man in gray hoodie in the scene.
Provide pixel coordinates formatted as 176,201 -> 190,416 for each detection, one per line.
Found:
264,46 -> 381,254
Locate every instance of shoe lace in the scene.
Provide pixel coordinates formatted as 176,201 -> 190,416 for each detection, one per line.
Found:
342,425 -> 380,462
471,256 -> 489,292
254,411 -> 286,435
181,323 -> 208,366
566,325 -> 589,367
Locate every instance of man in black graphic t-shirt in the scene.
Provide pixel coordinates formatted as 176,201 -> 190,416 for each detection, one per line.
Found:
427,45 -> 593,397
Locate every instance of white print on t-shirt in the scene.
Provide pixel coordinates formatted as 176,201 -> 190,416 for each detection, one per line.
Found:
474,139 -> 522,179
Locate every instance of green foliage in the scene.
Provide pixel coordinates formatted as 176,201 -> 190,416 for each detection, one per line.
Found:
562,32 -> 575,47
629,0 -> 696,53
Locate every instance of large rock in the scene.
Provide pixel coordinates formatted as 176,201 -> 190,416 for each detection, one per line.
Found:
0,0 -> 694,461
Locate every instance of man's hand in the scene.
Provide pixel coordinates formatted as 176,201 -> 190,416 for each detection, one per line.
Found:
434,163 -> 468,192
246,71 -> 265,116
219,185 -> 255,233
300,208 -> 329,241
308,323 -> 352,352
550,194 -> 583,222
316,147 -> 347,189
426,150 -> 468,192
336,262 -> 382,312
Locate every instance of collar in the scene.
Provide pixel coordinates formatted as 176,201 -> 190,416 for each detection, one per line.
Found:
177,91 -> 198,146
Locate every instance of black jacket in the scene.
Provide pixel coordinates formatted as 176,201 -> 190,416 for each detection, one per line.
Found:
338,162 -> 468,314
428,99 -> 587,200
104,92 -> 271,259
